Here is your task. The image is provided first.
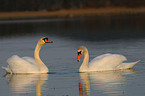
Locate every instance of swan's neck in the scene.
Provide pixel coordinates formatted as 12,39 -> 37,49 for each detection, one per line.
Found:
79,50 -> 89,72
34,43 -> 48,72
34,43 -> 43,65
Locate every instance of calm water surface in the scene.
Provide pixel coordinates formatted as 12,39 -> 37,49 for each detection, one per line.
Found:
0,14 -> 145,96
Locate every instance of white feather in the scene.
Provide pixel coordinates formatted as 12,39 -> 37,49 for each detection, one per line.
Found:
2,37 -> 50,74
77,46 -> 140,72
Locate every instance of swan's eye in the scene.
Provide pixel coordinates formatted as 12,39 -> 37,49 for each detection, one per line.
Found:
78,51 -> 81,55
42,38 -> 48,42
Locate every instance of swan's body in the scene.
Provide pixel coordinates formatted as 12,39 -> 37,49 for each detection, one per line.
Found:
77,46 -> 140,72
2,37 -> 53,74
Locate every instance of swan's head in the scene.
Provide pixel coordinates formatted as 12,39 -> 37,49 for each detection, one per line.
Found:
38,37 -> 53,45
77,46 -> 87,62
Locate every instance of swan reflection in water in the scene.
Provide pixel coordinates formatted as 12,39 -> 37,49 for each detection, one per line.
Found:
79,70 -> 135,96
5,74 -> 49,96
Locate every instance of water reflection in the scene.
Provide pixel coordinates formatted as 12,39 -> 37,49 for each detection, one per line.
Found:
79,74 -> 90,96
5,74 -> 48,96
1,14 -> 145,40
79,70 -> 135,96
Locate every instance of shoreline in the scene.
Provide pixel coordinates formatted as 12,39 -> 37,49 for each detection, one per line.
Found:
0,7 -> 145,20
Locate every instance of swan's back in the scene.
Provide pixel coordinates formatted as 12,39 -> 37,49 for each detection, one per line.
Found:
22,56 -> 36,65
89,54 -> 127,71
7,55 -> 39,73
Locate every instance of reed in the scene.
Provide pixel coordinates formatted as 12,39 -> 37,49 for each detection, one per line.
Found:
0,7 -> 145,20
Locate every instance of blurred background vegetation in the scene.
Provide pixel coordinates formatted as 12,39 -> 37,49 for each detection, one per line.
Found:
1,0 -> 145,12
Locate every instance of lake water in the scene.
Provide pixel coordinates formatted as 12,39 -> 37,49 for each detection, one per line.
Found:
0,14 -> 145,96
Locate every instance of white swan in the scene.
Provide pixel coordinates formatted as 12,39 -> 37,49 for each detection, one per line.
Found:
77,46 -> 140,72
2,37 -> 53,74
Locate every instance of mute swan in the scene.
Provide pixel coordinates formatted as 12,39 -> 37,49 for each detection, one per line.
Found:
2,37 -> 53,74
77,46 -> 140,72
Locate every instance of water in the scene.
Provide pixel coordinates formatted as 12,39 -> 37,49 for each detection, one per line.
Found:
0,14 -> 145,96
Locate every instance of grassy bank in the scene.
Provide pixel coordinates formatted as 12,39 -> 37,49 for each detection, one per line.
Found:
0,7 -> 145,20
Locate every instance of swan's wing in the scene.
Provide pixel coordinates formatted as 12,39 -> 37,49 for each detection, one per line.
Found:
7,55 -> 38,73
89,54 -> 127,71
117,60 -> 140,69
22,56 -> 36,65
90,53 -> 112,63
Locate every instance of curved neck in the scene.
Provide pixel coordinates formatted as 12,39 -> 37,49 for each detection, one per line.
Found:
33,39 -> 49,73
79,49 -> 89,72
34,43 -> 44,66
34,42 -> 49,73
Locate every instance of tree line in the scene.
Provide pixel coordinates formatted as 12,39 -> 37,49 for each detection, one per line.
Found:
0,0 -> 145,12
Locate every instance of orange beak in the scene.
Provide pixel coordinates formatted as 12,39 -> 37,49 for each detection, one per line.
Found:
77,52 -> 81,62
45,39 -> 53,43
